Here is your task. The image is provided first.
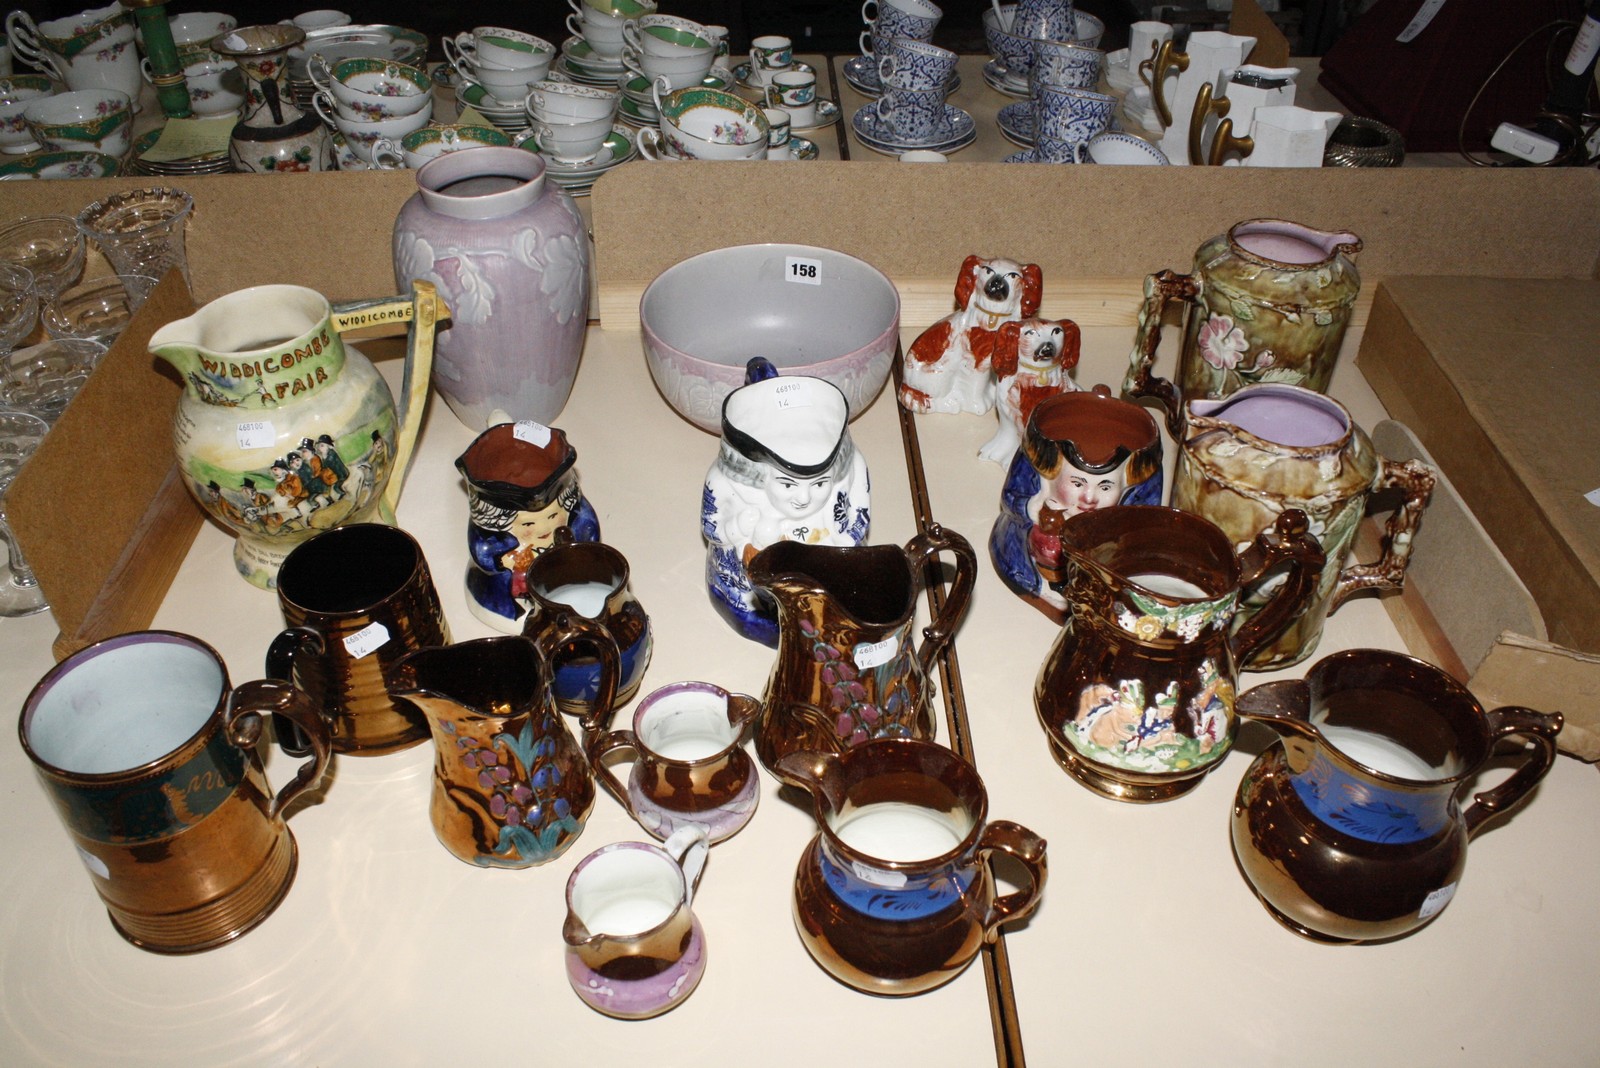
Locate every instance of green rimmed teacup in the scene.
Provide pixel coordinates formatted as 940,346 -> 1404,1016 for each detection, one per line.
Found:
371,123 -> 512,170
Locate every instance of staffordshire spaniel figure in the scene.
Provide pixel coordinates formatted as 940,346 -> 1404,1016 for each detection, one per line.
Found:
978,316 -> 1082,464
899,254 -> 1044,416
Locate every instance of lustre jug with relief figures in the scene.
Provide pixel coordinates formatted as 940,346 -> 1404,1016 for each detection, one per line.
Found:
746,526 -> 975,773
391,632 -> 620,869
1172,383 -> 1436,670
148,282 -> 439,588
1034,505 -> 1323,802
1122,218 -> 1362,437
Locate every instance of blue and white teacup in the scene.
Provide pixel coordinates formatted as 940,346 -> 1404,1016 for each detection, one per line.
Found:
872,85 -> 949,143
1010,0 -> 1075,41
1031,38 -> 1104,92
1084,131 -> 1169,165
877,37 -> 957,91
861,0 -> 941,57
1034,83 -> 1114,148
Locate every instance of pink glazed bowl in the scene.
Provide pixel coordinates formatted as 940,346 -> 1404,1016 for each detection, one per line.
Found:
640,242 -> 899,433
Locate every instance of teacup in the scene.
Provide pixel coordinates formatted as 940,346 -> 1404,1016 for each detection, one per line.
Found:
877,36 -> 958,91
872,85 -> 949,142
638,121 -> 767,162
24,88 -> 133,157
314,87 -> 433,127
567,11 -> 627,59
1034,83 -> 1115,148
1031,38 -> 1105,91
571,0 -> 657,18
1084,130 -> 1169,164
292,9 -> 351,32
445,27 -> 556,73
457,61 -> 549,107
0,75 -> 53,154
5,6 -> 140,107
179,59 -> 248,117
157,11 -> 236,66
623,14 -> 716,58
748,35 -> 792,85
622,46 -> 714,91
320,103 -> 432,162
764,69 -> 818,126
763,106 -> 792,159
309,56 -> 433,117
526,79 -> 618,122
862,0 -> 941,58
372,123 -> 511,170
589,682 -> 762,843
529,112 -> 614,163
653,83 -> 769,152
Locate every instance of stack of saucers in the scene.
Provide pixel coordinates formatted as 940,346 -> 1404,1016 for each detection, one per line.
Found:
559,34 -> 628,86
614,65 -> 735,127
125,127 -> 232,176
533,126 -> 638,197
286,24 -> 428,110
458,84 -> 532,133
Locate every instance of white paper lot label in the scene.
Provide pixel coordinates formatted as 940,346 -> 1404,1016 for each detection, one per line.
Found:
772,379 -> 814,409
785,256 -> 823,285
854,636 -> 898,670
513,421 -> 552,447
236,420 -> 275,450
343,621 -> 390,660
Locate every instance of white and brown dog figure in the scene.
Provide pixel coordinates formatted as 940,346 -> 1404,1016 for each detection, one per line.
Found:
898,254 -> 1044,416
977,315 -> 1082,464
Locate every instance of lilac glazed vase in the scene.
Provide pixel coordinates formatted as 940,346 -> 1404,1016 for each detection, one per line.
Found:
393,147 -> 591,429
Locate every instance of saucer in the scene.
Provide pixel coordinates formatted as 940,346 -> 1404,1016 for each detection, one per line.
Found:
981,59 -> 1030,98
562,35 -> 626,72
1105,49 -> 1143,93
616,94 -> 657,126
851,102 -> 976,156
789,98 -> 840,132
997,100 -> 1035,147
734,59 -> 814,91
842,54 -> 881,96
621,66 -> 734,99
330,131 -> 368,171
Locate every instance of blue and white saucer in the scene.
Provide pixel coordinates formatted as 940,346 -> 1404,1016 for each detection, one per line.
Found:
997,100 -> 1035,146
843,52 -> 961,99
851,102 -> 976,156
981,58 -> 1030,98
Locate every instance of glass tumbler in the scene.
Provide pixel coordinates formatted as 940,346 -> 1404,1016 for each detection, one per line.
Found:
0,407 -> 50,616
41,274 -> 158,345
0,215 -> 86,301
74,187 -> 194,302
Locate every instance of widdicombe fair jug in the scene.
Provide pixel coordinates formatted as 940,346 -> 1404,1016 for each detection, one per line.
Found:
1231,649 -> 1562,943
746,526 -> 975,773
1034,505 -> 1323,802
148,282 -> 440,588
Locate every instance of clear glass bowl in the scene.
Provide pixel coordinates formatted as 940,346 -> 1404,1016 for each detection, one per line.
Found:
2,338 -> 108,424
0,215 -> 86,301
40,274 -> 158,345
0,263 -> 38,357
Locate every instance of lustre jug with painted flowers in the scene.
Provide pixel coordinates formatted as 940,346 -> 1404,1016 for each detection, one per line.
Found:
391,631 -> 620,869
148,282 -> 438,588
1034,505 -> 1323,802
746,526 -> 975,773
1122,218 -> 1362,437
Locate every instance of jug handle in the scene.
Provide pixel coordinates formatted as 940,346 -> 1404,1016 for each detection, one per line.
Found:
1120,269 -> 1198,440
1207,116 -> 1254,166
586,728 -> 641,820
1187,81 -> 1229,166
225,679 -> 333,821
1461,706 -> 1563,839
329,281 -> 445,526
1149,38 -> 1189,129
904,524 -> 977,678
662,824 -> 710,902
975,820 -> 1048,942
1327,458 -> 1436,612
264,626 -> 325,758
1229,510 -> 1326,668
528,612 -> 621,741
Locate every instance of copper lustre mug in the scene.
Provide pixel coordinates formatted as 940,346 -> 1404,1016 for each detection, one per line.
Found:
268,523 -> 449,757
19,631 -> 332,953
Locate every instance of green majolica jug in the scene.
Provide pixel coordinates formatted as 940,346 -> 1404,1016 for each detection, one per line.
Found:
149,282 -> 439,587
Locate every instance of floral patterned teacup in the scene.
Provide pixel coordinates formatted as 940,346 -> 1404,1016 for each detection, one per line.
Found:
371,123 -> 512,170
308,56 -> 432,117
0,75 -> 53,154
24,88 -> 133,157
652,84 -> 768,161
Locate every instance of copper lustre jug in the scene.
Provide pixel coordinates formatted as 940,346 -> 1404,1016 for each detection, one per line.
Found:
746,526 -> 975,773
1034,505 -> 1323,802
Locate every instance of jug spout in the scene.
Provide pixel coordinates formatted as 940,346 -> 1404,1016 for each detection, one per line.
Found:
390,635 -> 544,721
1235,677 -> 1320,772
773,749 -> 845,810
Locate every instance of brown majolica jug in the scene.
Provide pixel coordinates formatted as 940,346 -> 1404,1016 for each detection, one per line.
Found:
775,739 -> 1047,996
1122,218 -> 1362,438
1232,649 -> 1562,943
1173,383 -> 1436,669
746,526 -> 975,773
1034,505 -> 1323,802
391,631 -> 619,869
